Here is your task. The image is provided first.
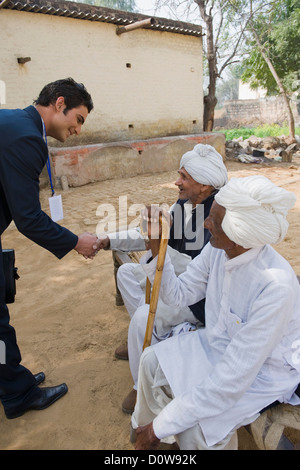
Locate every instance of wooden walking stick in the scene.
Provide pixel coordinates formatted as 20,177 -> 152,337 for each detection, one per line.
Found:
143,214 -> 169,350
145,278 -> 151,305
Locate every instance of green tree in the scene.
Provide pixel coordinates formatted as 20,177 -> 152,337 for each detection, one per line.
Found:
241,1 -> 299,92
234,0 -> 299,139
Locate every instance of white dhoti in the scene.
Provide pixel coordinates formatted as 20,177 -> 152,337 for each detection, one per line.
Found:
117,262 -> 146,318
131,347 -> 238,450
128,303 -> 198,390
117,247 -> 201,390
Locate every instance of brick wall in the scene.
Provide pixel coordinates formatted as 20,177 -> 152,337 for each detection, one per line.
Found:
216,96 -> 300,128
0,9 -> 203,145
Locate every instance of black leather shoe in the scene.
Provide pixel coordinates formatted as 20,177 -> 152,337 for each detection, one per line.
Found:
34,372 -> 45,386
5,383 -> 68,419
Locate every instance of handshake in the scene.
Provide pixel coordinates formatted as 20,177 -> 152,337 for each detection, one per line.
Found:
74,232 -> 109,260
74,206 -> 172,259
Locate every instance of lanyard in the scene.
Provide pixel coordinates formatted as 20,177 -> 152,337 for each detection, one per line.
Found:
41,119 -> 55,196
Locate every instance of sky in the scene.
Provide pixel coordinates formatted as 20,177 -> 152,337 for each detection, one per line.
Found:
134,0 -> 169,17
134,0 -> 201,23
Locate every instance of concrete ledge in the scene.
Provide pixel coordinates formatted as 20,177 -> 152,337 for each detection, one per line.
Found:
49,133 -> 225,187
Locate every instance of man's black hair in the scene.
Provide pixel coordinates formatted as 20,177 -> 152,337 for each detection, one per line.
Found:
34,78 -> 93,113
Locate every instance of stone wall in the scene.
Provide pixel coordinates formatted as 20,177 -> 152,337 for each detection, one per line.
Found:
215,96 -> 300,128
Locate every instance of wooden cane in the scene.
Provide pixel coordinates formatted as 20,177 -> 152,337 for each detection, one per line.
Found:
143,215 -> 169,350
145,278 -> 151,305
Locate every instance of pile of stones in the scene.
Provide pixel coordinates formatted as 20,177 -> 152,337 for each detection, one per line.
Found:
226,135 -> 300,164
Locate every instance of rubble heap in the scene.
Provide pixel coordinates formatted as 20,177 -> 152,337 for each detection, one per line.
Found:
226,135 -> 300,164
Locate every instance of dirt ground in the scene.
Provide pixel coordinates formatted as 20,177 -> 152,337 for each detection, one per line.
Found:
1,158 -> 300,450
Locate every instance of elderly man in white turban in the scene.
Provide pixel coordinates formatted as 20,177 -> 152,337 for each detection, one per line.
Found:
131,175 -> 300,450
95,144 -> 228,412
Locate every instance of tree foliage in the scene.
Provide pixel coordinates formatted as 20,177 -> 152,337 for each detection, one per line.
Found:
240,0 -> 300,95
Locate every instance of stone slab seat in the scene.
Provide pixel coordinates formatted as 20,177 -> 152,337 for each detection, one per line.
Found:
246,401 -> 300,450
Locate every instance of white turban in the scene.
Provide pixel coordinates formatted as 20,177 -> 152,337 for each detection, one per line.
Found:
215,175 -> 296,249
180,144 -> 228,189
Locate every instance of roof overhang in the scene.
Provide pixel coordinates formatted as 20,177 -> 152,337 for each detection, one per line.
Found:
1,0 -> 203,37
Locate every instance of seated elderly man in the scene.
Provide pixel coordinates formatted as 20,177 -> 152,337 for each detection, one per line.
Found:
96,144 -> 228,412
131,175 -> 300,450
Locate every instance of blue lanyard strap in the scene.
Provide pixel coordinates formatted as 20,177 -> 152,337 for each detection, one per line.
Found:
41,119 -> 55,197
46,155 -> 55,197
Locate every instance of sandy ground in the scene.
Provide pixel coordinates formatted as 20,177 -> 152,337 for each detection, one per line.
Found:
1,158 -> 300,450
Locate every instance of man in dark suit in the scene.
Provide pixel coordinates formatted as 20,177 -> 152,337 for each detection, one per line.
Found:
0,78 -> 98,419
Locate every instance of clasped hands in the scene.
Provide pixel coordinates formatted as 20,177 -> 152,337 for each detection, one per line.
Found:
74,232 -> 100,259
74,206 -> 171,259
74,232 -> 112,259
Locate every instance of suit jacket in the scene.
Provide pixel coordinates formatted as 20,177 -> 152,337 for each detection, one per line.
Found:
0,105 -> 77,259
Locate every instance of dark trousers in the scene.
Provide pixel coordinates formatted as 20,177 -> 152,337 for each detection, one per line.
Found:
0,237 -> 41,415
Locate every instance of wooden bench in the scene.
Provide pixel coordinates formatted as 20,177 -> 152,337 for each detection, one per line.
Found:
113,250 -> 144,266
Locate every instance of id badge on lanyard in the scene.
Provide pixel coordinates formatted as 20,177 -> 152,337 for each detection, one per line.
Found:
42,119 -> 64,222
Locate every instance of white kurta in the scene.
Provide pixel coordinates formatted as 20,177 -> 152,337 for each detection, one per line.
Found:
109,227 -> 147,253
141,243 -> 300,446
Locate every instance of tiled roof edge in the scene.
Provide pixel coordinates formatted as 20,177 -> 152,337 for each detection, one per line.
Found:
2,0 -> 203,36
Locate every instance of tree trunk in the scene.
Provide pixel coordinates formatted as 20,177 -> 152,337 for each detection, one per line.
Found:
204,83 -> 217,132
195,0 -> 218,131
